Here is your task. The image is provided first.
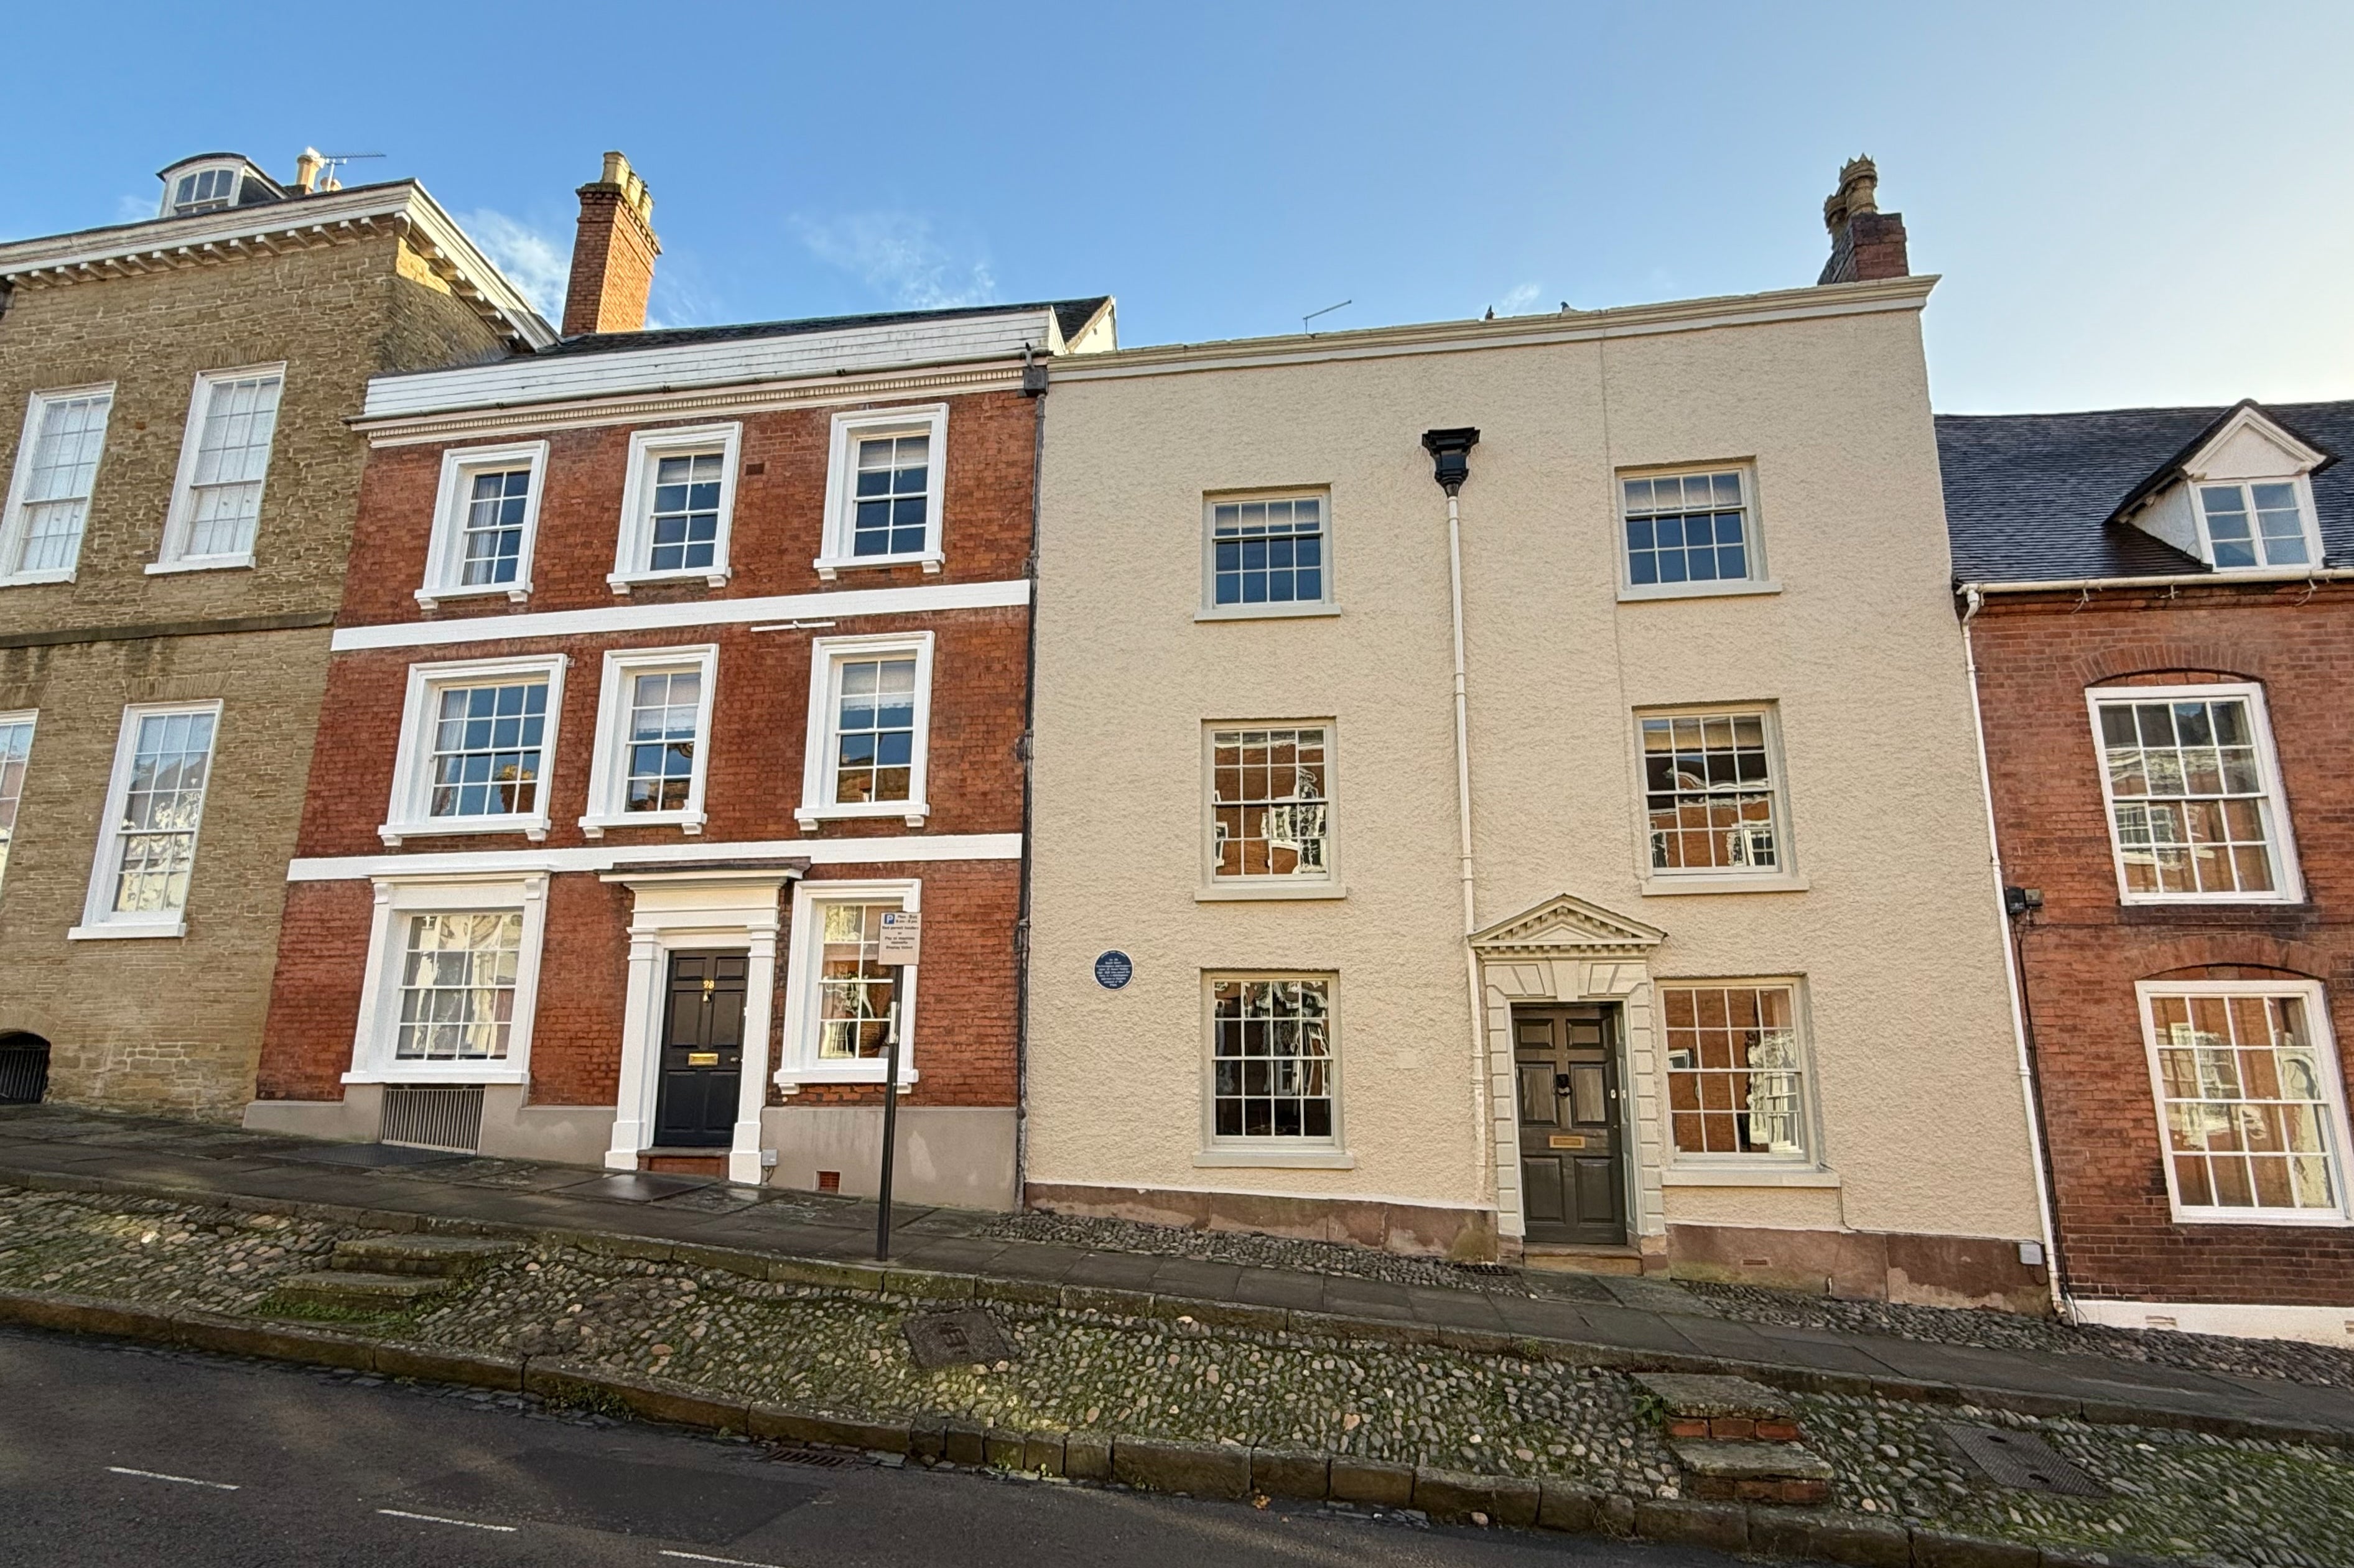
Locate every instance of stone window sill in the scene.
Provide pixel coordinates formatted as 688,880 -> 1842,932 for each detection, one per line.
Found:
1194,1148 -> 1356,1169
1617,578 -> 1782,604
1662,1165 -> 1840,1188
1640,873 -> 1808,897
1196,881 -> 1347,902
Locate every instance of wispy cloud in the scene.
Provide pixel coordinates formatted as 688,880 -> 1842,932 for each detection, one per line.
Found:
1496,282 -> 1546,317
796,213 -> 997,310
458,210 -> 570,322
116,193 -> 156,223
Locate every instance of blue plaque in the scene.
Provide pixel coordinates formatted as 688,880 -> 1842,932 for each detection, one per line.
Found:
1093,950 -> 1134,990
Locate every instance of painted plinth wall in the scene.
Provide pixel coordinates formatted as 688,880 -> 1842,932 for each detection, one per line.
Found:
0,174 -> 538,1120
251,300 -> 1114,1207
1948,398 -> 2354,1343
1028,282 -> 2048,1304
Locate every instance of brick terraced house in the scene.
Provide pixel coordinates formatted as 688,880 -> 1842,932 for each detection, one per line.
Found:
247,152 -> 1115,1204
1945,398 -> 2354,1343
0,151 -> 547,1117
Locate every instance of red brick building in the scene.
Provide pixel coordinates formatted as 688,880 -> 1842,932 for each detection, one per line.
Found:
1943,399 -> 2354,1342
247,153 -> 1114,1204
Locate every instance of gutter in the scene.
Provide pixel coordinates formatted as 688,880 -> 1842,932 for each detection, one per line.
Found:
1959,587 -> 2068,1318
1959,567 -> 2354,595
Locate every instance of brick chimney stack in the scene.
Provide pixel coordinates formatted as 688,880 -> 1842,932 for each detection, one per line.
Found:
1817,156 -> 1909,285
562,151 -> 661,337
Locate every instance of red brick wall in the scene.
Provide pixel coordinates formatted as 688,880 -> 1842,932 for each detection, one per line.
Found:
1970,583 -> 2354,1306
257,386 -> 1037,1117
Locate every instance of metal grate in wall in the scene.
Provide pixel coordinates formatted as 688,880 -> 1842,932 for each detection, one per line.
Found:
0,1036 -> 50,1104
379,1085 -> 485,1153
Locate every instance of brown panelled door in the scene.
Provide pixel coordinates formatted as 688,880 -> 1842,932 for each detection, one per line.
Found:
1515,1005 -> 1626,1245
654,952 -> 748,1148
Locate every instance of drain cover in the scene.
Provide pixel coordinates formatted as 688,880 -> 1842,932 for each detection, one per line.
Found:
1940,1424 -> 2105,1496
903,1308 -> 1018,1369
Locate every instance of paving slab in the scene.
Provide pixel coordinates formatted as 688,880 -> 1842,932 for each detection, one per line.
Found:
1227,1268 -> 1331,1312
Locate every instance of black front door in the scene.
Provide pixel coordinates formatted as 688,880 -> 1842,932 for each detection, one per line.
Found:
1515,1005 -> 1626,1245
653,952 -> 747,1148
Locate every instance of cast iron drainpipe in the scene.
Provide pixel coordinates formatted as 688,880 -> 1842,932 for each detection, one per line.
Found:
1960,585 -> 2070,1317
1423,428 -> 1487,1212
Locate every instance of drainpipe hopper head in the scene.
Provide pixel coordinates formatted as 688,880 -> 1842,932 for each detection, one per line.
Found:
1421,427 -> 1481,495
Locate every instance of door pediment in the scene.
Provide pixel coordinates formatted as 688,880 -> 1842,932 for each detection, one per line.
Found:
1471,893 -> 1663,958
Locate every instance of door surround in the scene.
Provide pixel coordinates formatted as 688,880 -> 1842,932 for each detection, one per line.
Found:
603,865 -> 799,1184
1472,893 -> 1667,1255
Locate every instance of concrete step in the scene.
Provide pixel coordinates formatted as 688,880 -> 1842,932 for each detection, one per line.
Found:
330,1234 -> 518,1278
271,1270 -> 457,1311
1669,1438 -> 1835,1506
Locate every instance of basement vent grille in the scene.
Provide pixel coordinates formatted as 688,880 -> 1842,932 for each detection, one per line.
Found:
379,1085 -> 484,1153
1941,1424 -> 2106,1496
0,1037 -> 50,1104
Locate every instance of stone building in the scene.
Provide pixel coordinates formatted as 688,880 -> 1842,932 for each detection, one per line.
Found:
1023,163 -> 2052,1307
0,152 -> 547,1118
246,152 -> 1114,1204
1945,397 -> 2354,1342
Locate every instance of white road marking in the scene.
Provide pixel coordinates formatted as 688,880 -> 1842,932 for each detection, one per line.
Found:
660,1551 -> 789,1568
106,1466 -> 240,1491
377,1508 -> 519,1533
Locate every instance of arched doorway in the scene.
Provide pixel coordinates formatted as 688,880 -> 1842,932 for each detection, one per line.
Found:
0,1032 -> 50,1103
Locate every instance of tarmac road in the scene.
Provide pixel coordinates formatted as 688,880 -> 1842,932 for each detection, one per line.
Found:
0,1326 -> 1782,1568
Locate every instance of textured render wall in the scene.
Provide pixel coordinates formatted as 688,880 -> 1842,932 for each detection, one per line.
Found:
1028,303 -> 2042,1247
0,236 -> 509,1119
254,391 -> 1038,1126
1971,589 -> 2354,1306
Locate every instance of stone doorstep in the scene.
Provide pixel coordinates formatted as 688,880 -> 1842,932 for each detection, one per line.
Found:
1668,1439 -> 1835,1482
5,1162 -> 2352,1454
1635,1371 -> 1792,1420
269,1270 -> 455,1308
0,1287 -> 2218,1568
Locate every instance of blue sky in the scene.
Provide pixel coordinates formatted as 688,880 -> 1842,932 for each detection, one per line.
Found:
5,2 -> 2350,413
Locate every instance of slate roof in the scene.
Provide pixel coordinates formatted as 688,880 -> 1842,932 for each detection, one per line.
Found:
546,297 -> 1112,358
1937,400 -> 2354,583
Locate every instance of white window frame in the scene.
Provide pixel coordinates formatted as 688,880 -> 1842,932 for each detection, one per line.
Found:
2137,978 -> 2353,1227
1634,703 -> 1805,895
2190,476 -> 2325,573
795,631 -> 934,830
0,384 -> 116,588
415,440 -> 549,608
1198,719 -> 1345,900
608,422 -> 741,593
345,873 -> 549,1086
1655,977 -> 1824,1171
814,404 -> 947,578
1198,488 -> 1340,621
1198,971 -> 1349,1167
70,698 -> 223,941
2086,681 -> 2303,906
1615,462 -> 1778,603
775,877 -> 921,1088
161,161 -> 248,218
0,708 -> 38,899
151,363 -> 286,574
380,653 -> 569,847
579,643 -> 720,838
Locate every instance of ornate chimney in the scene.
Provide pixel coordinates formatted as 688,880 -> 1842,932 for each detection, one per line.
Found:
562,151 -> 661,337
1817,156 -> 1909,285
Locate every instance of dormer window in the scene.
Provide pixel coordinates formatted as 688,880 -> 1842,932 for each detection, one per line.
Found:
169,167 -> 241,216
2197,481 -> 2312,570
154,156 -> 284,220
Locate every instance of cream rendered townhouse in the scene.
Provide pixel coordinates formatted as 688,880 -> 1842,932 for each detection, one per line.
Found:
0,151 -> 546,1116
1025,162 -> 2054,1307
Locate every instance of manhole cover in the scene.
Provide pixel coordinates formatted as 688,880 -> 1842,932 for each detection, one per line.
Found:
903,1308 -> 1018,1369
1940,1424 -> 2105,1496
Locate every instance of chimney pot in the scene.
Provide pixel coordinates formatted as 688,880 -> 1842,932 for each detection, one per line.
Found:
1817,155 -> 1909,285
293,147 -> 326,195
562,150 -> 662,337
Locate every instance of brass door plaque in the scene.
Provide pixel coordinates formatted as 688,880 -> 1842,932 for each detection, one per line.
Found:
687,1052 -> 720,1066
1548,1134 -> 1586,1149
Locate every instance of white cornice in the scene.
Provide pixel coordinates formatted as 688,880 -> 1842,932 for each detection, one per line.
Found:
329,576 -> 1031,652
0,183 -> 556,351
357,362 -> 1028,446
1048,276 -> 1940,383
287,832 -> 1023,882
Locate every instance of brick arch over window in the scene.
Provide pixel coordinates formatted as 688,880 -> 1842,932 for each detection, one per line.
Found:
2070,641 -> 2263,690
2133,935 -> 2334,982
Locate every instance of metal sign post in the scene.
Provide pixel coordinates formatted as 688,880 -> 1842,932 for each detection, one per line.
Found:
873,911 -> 921,1261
